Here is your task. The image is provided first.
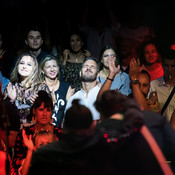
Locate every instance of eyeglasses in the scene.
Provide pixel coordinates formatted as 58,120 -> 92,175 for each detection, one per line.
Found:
103,54 -> 116,58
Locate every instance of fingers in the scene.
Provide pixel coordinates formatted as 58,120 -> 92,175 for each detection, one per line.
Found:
30,93 -> 38,104
22,129 -> 27,140
130,58 -> 141,70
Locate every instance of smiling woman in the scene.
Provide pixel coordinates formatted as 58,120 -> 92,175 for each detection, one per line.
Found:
3,52 -> 50,127
39,54 -> 74,128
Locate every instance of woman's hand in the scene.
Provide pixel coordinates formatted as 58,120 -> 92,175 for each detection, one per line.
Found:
22,129 -> 34,151
6,82 -> 17,102
108,56 -> 120,79
84,49 -> 91,57
66,86 -> 75,101
63,49 -> 70,65
29,92 -> 38,104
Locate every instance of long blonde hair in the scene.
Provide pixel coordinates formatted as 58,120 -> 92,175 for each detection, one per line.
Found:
10,52 -> 39,89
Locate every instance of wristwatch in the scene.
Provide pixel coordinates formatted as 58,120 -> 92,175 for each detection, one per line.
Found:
131,79 -> 139,84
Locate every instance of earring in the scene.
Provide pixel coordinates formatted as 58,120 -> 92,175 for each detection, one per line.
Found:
32,115 -> 37,123
50,117 -> 53,125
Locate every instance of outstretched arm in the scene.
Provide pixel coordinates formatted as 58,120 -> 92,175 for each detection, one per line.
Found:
19,130 -> 34,175
129,58 -> 150,111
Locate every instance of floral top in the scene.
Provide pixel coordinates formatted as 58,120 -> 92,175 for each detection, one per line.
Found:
62,62 -> 82,93
13,124 -> 63,172
146,98 -> 161,113
4,82 -> 50,124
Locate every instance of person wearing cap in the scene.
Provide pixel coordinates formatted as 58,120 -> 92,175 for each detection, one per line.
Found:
64,56 -> 101,123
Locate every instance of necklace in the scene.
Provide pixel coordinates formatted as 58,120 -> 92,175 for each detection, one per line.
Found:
34,124 -> 53,134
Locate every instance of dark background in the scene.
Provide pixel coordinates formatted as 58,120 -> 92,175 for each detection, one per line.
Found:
0,0 -> 175,52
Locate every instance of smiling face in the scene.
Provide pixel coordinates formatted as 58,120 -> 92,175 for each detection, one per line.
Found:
80,60 -> 98,82
18,55 -> 34,79
43,59 -> 59,80
33,102 -> 52,125
101,49 -> 116,69
70,34 -> 83,53
144,43 -> 159,64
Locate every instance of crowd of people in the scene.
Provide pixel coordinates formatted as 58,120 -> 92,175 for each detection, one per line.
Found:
1,1 -> 175,174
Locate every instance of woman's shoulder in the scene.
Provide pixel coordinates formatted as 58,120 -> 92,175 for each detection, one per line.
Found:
117,71 -> 130,79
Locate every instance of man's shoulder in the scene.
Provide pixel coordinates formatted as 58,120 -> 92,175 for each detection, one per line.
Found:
69,90 -> 82,99
66,90 -> 82,107
151,77 -> 163,86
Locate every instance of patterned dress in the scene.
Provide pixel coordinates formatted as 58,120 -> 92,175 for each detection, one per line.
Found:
4,82 -> 50,124
62,62 -> 82,93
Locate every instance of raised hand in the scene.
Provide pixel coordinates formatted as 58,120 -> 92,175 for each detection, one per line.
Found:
22,129 -> 34,151
63,49 -> 70,65
66,86 -> 75,101
108,56 -> 120,78
29,92 -> 38,104
84,49 -> 91,57
6,82 -> 17,102
129,58 -> 142,80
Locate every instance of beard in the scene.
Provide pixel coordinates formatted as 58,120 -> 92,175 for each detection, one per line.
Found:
80,72 -> 97,82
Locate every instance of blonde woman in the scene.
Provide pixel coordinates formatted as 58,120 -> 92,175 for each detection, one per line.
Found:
39,54 -> 74,128
4,52 -> 50,126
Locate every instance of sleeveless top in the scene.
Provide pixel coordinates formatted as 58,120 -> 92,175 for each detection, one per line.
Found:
52,81 -> 69,128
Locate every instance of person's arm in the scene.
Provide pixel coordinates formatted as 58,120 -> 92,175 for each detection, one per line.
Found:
62,49 -> 70,66
66,86 -> 75,101
129,58 -> 150,111
20,130 -> 35,175
97,57 -> 120,99
4,82 -> 16,103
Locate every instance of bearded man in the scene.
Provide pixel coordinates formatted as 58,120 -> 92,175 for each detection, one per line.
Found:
65,57 -> 101,123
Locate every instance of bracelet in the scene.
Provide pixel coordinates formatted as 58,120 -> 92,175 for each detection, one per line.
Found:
107,77 -> 114,81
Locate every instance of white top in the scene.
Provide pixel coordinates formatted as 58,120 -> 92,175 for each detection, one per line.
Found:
150,76 -> 175,122
65,85 -> 101,120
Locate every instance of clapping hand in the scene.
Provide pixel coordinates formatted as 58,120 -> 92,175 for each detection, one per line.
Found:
6,82 -> 17,102
29,92 -> 38,104
108,56 -> 120,78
